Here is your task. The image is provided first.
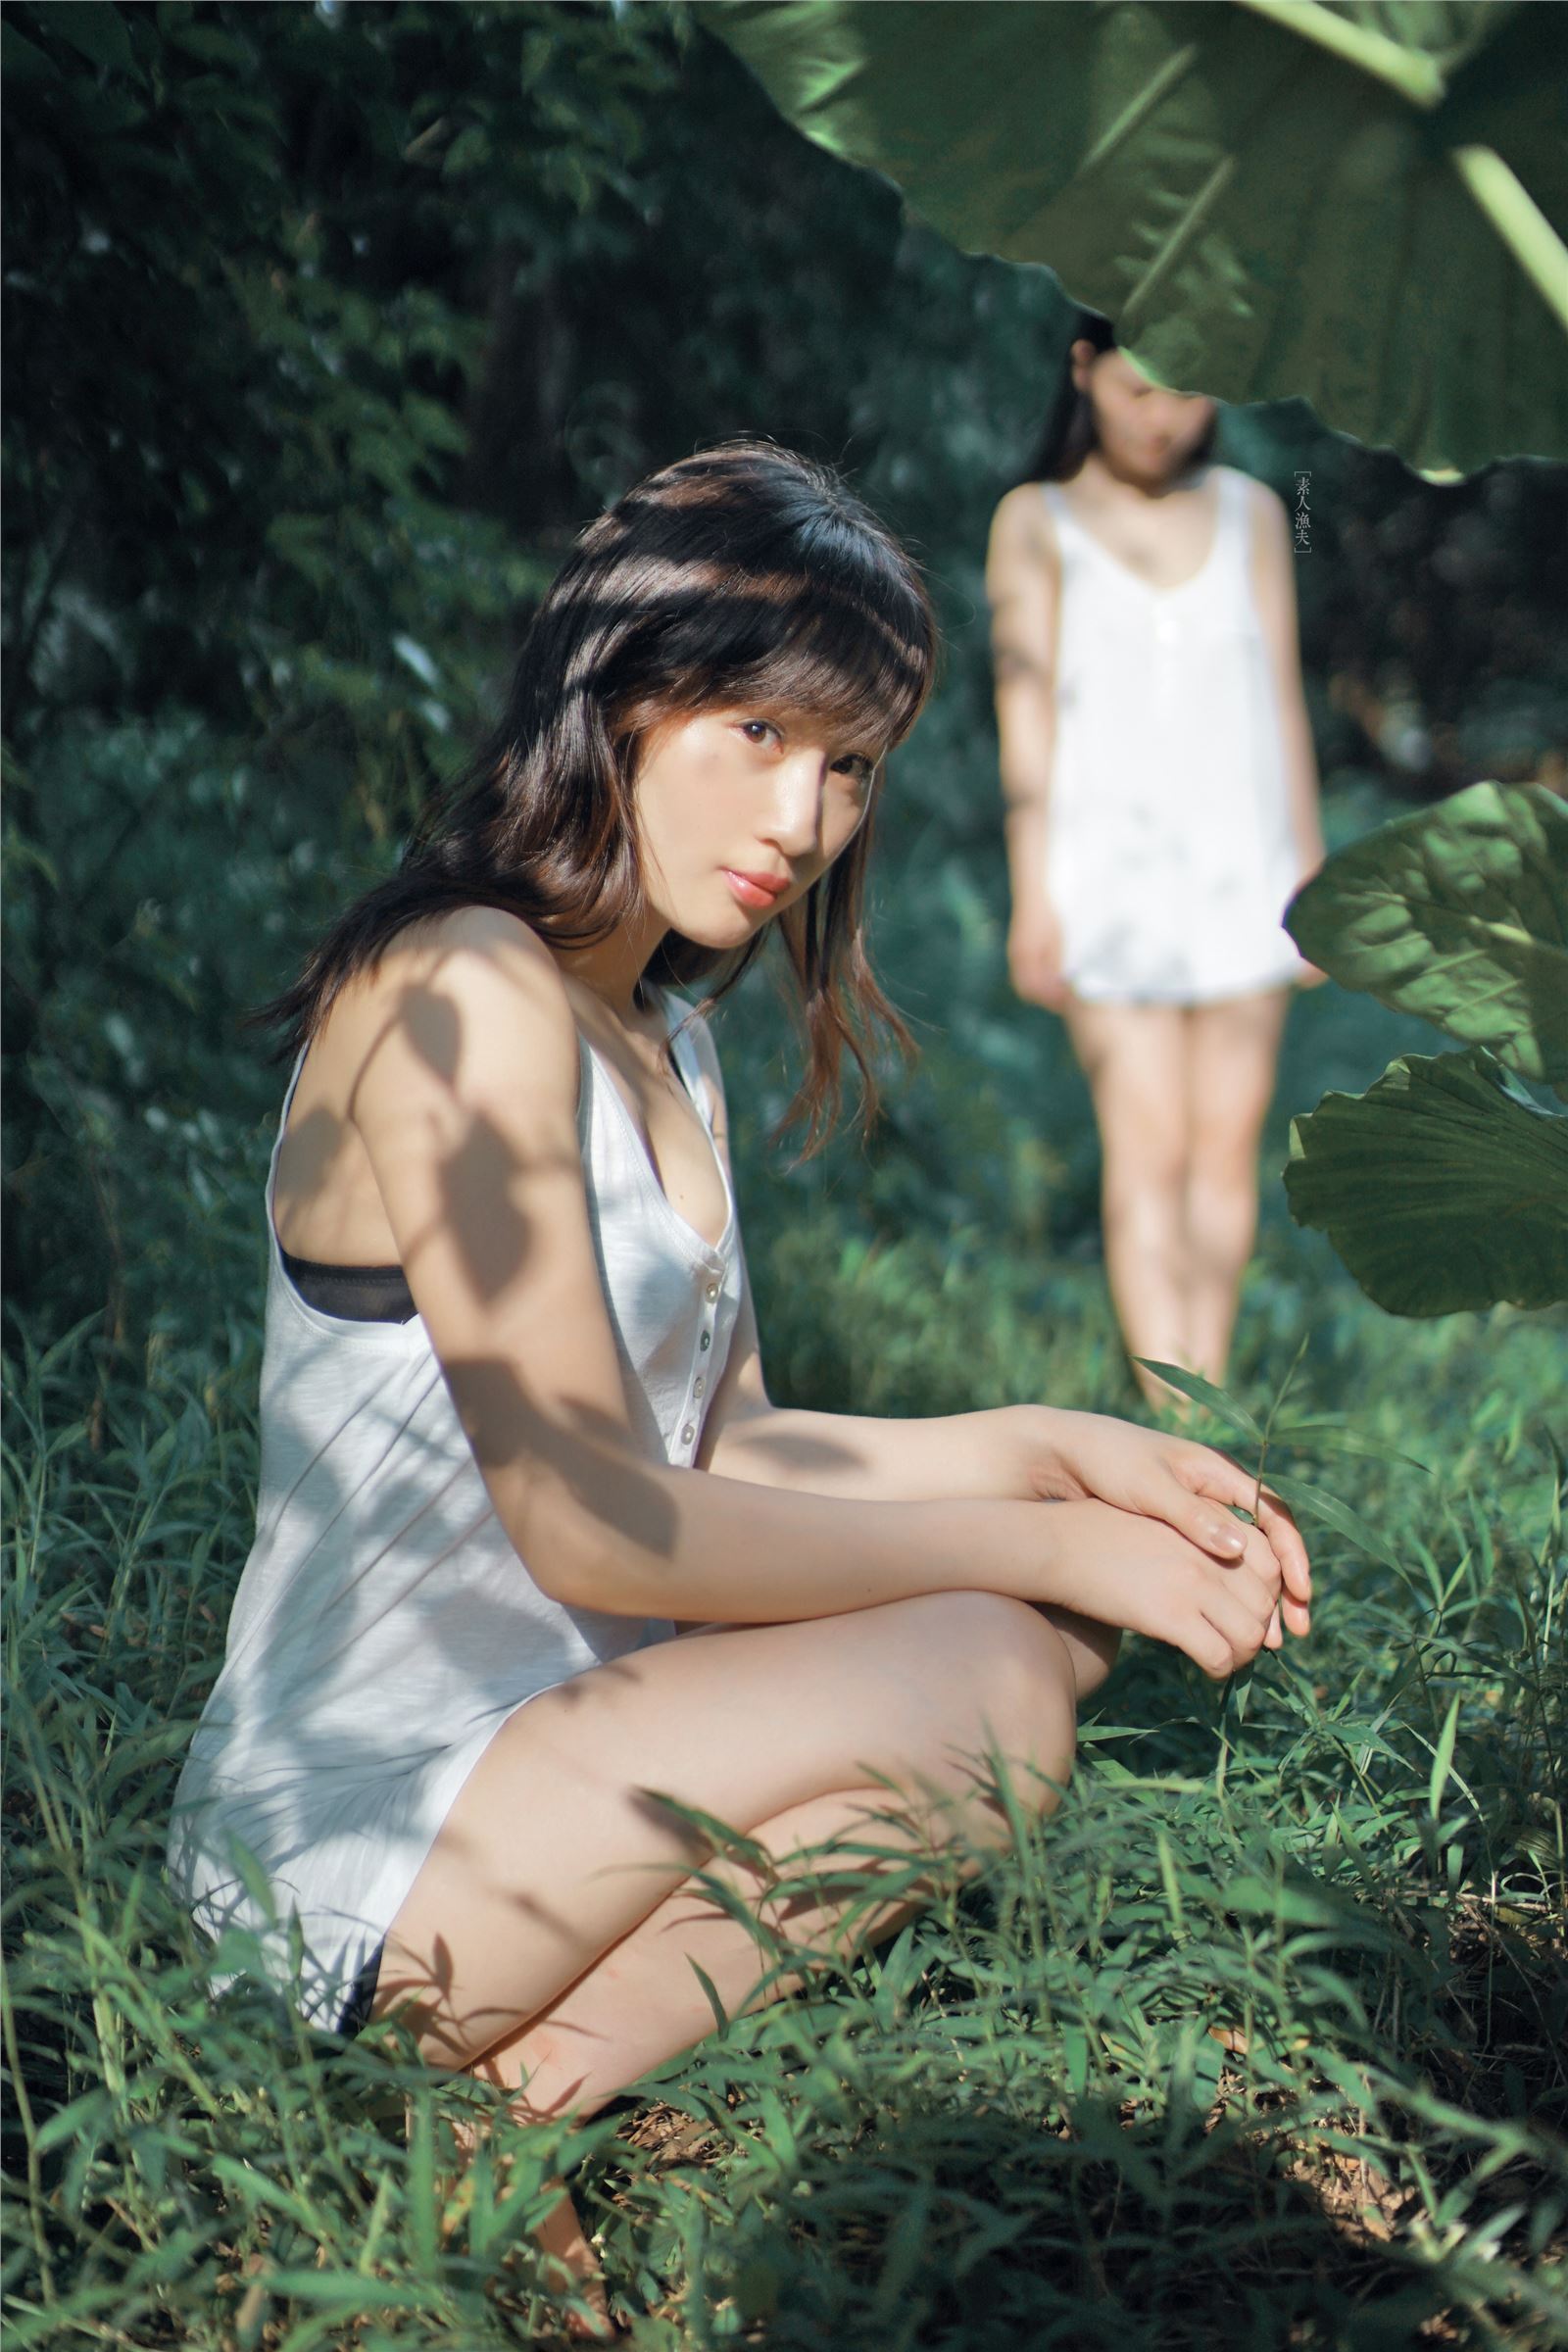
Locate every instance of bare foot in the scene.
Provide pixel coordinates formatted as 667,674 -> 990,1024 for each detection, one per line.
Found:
400,2102 -> 620,2341
535,2176 -> 619,2343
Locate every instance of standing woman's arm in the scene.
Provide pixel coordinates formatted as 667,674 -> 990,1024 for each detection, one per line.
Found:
1247,480 -> 1328,886
987,487 -> 1066,1009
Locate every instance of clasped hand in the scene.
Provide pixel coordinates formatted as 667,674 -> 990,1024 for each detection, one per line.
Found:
1012,1405 -> 1312,1680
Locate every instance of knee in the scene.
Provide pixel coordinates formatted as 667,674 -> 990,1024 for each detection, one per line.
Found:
1102,1131 -> 1186,1218
901,1592 -> 1078,1812
1186,1142 -> 1260,1232
1189,1108 -> 1267,1191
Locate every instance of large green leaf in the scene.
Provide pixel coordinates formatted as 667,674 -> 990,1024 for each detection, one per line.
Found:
704,0 -> 1568,473
1285,1051 -> 1568,1316
1286,782 -> 1568,1086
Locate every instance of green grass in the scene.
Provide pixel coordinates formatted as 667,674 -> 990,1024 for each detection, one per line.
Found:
5,1221 -> 1565,2348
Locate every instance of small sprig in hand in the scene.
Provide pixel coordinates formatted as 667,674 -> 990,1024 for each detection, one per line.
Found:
1027,1396 -> 1312,1649
1136,1350 -> 1414,1579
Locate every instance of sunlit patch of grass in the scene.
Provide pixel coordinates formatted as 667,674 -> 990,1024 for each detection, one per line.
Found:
5,1254 -> 1566,2346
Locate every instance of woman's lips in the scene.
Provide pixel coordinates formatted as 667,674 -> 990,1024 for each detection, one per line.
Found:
722,868 -> 790,910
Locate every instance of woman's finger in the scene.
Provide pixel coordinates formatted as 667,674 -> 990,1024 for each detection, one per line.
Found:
1199,1586 -> 1264,1674
1173,1445 -> 1313,1603
1236,1549 -> 1284,1627
1254,1486 -> 1312,1603
1153,1466 -> 1247,1559
1164,1451 -> 1309,1648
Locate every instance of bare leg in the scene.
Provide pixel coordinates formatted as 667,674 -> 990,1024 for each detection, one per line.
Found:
1182,989 -> 1290,1384
1062,1000 -> 1190,1407
473,1612 -> 1120,2117
374,1592 -> 1079,2080
371,1593 -> 1081,2334
479,1776 -> 1035,2340
518,1772 -> 1060,2340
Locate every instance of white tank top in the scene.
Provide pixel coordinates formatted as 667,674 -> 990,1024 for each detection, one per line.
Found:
1040,463 -> 1307,1004
168,990 -> 744,2025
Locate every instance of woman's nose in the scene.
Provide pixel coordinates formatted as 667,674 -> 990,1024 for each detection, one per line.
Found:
762,753 -> 827,859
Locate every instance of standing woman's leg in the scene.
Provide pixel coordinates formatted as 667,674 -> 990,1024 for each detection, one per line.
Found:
1062,1001 -> 1190,1406
1182,988 -> 1291,1384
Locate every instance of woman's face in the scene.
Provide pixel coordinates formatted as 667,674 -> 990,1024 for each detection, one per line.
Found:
1075,344 -> 1215,486
632,704 -> 881,948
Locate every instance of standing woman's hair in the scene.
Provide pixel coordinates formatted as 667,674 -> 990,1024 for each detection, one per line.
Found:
1024,309 -> 1218,482
263,442 -> 938,1148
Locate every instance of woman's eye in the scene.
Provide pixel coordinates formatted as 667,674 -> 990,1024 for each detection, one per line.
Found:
834,755 -> 875,789
740,719 -> 778,747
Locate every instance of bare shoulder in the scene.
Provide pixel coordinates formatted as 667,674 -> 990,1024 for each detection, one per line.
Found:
989,480 -> 1056,565
373,901 -> 569,995
1229,468 -> 1291,539
341,903 -> 580,1121
988,485 -> 1059,633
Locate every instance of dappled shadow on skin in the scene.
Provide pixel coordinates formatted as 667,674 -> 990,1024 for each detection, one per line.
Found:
270,1102 -> 354,1235
357,1750 -> 1043,2123
438,1111 -> 534,1306
445,1361 -> 677,1558
275,974 -> 538,1304
368,973 -> 539,1308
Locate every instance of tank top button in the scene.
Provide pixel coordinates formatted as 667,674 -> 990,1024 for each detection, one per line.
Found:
694,1375 -> 706,1397
680,1423 -> 696,1446
705,1281 -> 718,1302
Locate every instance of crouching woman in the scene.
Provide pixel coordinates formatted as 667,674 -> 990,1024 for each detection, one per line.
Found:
169,442 -> 1310,2330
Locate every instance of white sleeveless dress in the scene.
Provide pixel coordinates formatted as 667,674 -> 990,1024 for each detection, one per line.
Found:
168,991 -> 744,2028
1040,463 -> 1308,1004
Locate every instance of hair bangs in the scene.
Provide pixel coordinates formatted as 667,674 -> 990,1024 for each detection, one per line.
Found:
723,571 -> 931,759
608,564 -> 931,765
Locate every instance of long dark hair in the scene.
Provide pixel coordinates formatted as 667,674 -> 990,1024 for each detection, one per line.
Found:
263,441 -> 938,1148
1024,310 -> 1217,483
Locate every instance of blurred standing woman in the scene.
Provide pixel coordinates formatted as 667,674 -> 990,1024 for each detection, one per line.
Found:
988,313 -> 1327,1407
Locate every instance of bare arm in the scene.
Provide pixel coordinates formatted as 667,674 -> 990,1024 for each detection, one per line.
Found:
701,1255 -> 1310,1639
701,1270 -> 1040,1501
1248,479 -> 1327,880
338,907 -> 1292,1673
987,486 -> 1065,1008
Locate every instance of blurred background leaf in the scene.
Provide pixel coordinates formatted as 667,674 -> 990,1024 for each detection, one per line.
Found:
705,0 -> 1568,473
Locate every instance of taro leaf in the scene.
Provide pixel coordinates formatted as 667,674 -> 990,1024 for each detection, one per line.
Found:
1286,1050 -> 1568,1316
704,0 -> 1568,475
1286,783 -> 1568,1085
